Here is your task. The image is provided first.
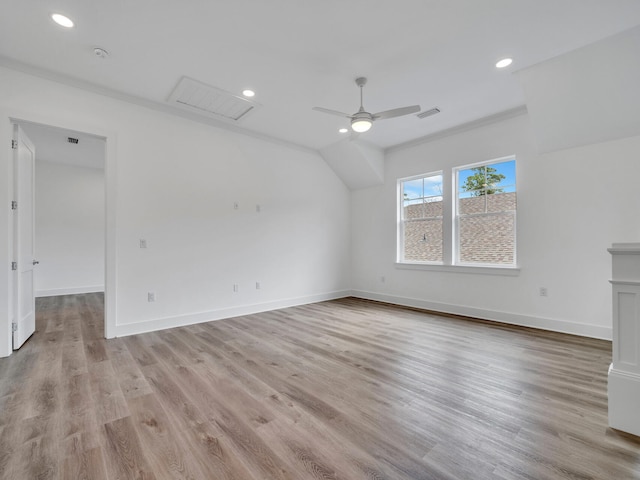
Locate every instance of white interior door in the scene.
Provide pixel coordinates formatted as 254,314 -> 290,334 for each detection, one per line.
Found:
13,124 -> 37,349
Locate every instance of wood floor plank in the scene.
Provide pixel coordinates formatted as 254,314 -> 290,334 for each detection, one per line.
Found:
163,363 -> 295,480
193,323 -> 452,479
62,447 -> 108,480
62,339 -> 88,377
101,416 -> 157,480
256,416 -> 399,480
140,363 -> 224,439
126,393 -> 207,480
84,338 -> 109,364
123,334 -> 160,368
13,432 -> 60,480
1,294 -> 639,480
107,339 -> 154,399
140,364 -> 255,480
22,352 -> 62,419
61,373 -> 102,458
222,320 -> 445,454
88,360 -> 130,425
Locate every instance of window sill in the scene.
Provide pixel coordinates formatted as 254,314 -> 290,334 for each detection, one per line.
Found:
395,262 -> 520,276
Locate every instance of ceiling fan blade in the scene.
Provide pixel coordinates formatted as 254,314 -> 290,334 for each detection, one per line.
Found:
373,105 -> 421,120
312,107 -> 353,118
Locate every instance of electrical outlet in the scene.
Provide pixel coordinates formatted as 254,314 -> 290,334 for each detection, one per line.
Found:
233,284 -> 239,292
147,292 -> 156,302
539,287 -> 548,297
139,239 -> 147,249
256,281 -> 261,290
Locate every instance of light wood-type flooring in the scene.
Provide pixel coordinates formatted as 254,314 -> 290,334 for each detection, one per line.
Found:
1,293 -> 640,479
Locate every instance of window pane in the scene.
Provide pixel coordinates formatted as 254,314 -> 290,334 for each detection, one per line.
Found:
486,191 -> 516,213
404,218 -> 443,262
458,213 -> 515,265
458,160 -> 515,197
403,178 -> 423,200
458,195 -> 486,215
490,160 -> 516,189
458,167 -> 483,197
423,175 -> 443,198
424,197 -> 443,217
404,199 -> 424,219
402,174 -> 442,221
459,191 -> 517,215
400,173 -> 443,263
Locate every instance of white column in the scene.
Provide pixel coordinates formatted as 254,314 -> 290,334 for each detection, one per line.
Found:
608,243 -> 640,437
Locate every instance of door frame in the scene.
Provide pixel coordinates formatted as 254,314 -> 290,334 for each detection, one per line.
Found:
0,110 -> 117,357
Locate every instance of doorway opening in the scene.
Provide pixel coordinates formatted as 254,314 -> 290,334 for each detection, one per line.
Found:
13,120 -> 107,349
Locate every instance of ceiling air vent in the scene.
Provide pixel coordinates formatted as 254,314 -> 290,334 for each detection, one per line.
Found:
417,107 -> 441,119
67,137 -> 79,144
167,76 -> 259,122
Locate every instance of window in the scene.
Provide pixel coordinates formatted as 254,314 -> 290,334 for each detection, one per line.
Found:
455,157 -> 516,266
397,156 -> 517,270
399,173 -> 443,263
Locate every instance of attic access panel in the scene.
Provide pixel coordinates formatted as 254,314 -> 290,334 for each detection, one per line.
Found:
168,77 -> 259,122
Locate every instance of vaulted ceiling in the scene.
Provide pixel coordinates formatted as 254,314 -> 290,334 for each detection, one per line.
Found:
2,1 -> 640,151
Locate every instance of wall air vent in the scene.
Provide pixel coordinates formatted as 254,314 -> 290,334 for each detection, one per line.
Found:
167,76 -> 259,122
67,137 -> 79,144
417,107 -> 441,119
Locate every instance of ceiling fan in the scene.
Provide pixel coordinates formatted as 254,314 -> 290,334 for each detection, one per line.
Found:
313,77 -> 420,133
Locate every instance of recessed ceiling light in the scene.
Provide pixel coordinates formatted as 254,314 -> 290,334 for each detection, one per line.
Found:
338,128 -> 349,134
242,89 -> 255,98
51,13 -> 74,28
496,58 -> 513,69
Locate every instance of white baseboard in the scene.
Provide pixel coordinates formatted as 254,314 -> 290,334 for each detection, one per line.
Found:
608,366 -> 640,437
112,289 -> 351,338
36,285 -> 104,297
351,290 -> 612,340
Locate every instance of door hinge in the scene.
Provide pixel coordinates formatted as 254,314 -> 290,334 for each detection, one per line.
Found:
12,323 -> 17,333
11,139 -> 17,149
11,262 -> 17,271
11,200 -> 17,210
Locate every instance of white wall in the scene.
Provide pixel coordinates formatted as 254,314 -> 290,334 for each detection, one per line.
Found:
351,112 -> 640,339
517,25 -> 640,154
34,160 -> 105,296
0,65 -> 351,355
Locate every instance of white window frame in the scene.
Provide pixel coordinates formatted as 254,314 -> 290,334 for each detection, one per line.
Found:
397,171 -> 444,265
396,156 -> 519,276
454,156 -> 517,268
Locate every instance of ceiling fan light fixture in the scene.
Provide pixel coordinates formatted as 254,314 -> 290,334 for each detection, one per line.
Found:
351,119 -> 372,133
351,111 -> 373,132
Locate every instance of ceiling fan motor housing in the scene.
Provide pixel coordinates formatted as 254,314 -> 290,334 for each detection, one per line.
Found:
352,111 -> 372,122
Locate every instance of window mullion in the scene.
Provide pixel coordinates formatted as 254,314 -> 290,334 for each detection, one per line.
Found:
442,168 -> 454,265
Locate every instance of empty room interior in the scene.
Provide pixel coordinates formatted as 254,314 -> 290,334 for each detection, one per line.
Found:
2,1 -> 640,479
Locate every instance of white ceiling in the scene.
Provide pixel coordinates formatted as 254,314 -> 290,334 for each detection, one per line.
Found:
19,122 -> 105,169
2,0 -> 640,151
